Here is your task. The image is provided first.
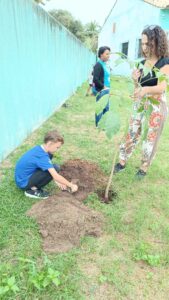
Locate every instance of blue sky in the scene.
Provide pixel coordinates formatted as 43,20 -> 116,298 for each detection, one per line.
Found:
44,0 -> 116,25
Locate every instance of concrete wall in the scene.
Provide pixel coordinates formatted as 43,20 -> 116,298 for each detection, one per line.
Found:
0,0 -> 95,161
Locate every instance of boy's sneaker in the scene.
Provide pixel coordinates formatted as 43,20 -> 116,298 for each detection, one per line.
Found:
114,163 -> 125,174
135,169 -> 146,180
25,189 -> 49,199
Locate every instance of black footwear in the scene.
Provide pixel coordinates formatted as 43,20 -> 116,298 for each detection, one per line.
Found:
24,189 -> 49,199
135,169 -> 147,180
114,163 -> 125,174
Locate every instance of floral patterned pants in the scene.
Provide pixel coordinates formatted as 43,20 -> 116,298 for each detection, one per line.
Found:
119,97 -> 168,170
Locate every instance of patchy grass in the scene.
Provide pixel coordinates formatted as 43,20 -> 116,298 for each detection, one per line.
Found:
0,77 -> 169,299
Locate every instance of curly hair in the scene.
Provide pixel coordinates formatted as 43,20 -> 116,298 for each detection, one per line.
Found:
142,25 -> 169,58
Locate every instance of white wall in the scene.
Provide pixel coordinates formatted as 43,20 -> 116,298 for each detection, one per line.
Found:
99,0 -> 161,75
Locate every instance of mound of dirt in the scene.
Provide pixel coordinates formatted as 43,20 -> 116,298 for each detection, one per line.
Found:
27,193 -> 103,253
60,159 -> 107,201
27,159 -> 106,253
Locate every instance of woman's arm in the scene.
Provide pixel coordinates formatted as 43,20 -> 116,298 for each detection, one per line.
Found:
134,65 -> 169,98
93,63 -> 104,90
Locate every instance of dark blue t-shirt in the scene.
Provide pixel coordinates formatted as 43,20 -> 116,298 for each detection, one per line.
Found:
15,145 -> 53,188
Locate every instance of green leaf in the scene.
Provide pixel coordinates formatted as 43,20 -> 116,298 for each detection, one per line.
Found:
137,105 -> 144,113
148,98 -> 160,106
147,255 -> 161,266
114,58 -> 124,67
142,104 -> 153,141
7,276 -> 15,287
18,257 -> 35,264
157,74 -> 167,83
147,104 -> 153,115
47,268 -> 59,277
95,94 -> 109,115
99,275 -> 107,283
128,60 -> 135,69
109,96 -> 120,110
146,272 -> 153,279
135,62 -> 144,69
52,277 -> 60,286
114,51 -> 127,59
154,69 -> 168,82
31,279 -> 41,290
142,66 -> 150,77
42,277 -> 50,288
11,285 -> 19,293
98,112 -> 120,139
0,286 -> 9,295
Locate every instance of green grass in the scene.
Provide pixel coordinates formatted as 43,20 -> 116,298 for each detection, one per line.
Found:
1,77 -> 169,299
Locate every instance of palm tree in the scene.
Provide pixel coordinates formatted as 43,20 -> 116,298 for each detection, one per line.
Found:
85,21 -> 100,38
85,21 -> 101,52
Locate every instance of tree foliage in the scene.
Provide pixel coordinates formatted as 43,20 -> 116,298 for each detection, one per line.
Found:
49,9 -> 100,52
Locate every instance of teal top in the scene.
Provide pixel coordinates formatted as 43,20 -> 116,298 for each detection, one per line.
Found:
98,59 -> 110,88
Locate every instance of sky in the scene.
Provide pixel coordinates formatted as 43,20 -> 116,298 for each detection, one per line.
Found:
43,0 -> 117,26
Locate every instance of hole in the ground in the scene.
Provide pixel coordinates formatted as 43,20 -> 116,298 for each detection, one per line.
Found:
96,189 -> 118,204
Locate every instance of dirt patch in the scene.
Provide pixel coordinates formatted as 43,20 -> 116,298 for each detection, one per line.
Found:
27,194 -> 103,253
27,160 -> 106,253
60,159 -> 107,201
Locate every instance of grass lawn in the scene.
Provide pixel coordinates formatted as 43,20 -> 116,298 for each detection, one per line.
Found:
0,77 -> 169,299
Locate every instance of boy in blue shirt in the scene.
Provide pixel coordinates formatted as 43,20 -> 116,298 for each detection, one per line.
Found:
15,130 -> 78,199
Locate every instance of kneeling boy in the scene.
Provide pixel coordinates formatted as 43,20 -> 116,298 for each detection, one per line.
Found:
15,130 -> 78,199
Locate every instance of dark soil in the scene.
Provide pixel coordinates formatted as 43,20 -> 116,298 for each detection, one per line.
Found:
60,159 -> 107,201
27,159 -> 108,253
97,189 -> 118,204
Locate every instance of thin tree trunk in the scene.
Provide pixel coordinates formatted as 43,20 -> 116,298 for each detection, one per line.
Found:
104,138 -> 119,200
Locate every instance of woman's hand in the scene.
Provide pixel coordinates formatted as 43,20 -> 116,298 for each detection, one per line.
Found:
132,87 -> 147,100
132,69 -> 141,82
103,86 -> 109,90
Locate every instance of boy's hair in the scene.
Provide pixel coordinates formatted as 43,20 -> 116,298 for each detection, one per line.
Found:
98,46 -> 111,58
44,130 -> 64,144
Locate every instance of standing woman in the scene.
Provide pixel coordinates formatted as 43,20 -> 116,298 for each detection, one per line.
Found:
93,46 -> 111,126
114,25 -> 169,179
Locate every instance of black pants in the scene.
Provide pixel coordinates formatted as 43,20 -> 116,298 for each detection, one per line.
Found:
24,164 -> 60,190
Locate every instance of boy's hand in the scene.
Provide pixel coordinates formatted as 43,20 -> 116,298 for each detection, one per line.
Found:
70,183 -> 78,193
55,181 -> 67,190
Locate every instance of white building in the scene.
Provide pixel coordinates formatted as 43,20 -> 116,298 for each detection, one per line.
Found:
99,0 -> 169,75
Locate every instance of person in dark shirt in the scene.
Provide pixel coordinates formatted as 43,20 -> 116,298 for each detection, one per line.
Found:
93,46 -> 111,93
93,46 -> 111,126
15,130 -> 78,199
114,25 -> 169,179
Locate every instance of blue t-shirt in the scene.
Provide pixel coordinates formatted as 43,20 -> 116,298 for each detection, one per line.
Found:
15,145 -> 53,188
99,59 -> 110,88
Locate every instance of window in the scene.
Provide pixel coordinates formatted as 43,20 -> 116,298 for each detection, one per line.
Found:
121,42 -> 129,57
137,39 -> 142,58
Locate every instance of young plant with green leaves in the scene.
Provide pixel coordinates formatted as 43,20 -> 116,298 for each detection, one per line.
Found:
0,257 -> 60,298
